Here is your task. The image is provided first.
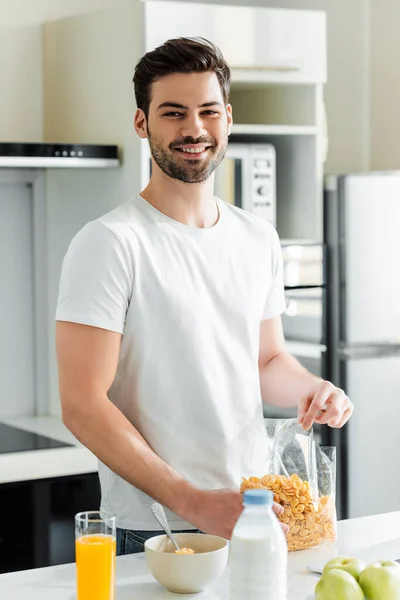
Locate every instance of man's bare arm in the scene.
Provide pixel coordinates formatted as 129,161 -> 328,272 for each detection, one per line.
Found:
56,322 -> 244,537
258,317 -> 353,429
258,317 -> 321,408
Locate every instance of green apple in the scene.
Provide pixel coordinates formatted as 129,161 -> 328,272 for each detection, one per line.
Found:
323,556 -> 366,581
315,568 -> 364,600
359,560 -> 400,600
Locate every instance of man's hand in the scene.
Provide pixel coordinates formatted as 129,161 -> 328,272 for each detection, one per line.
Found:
298,380 -> 354,431
181,489 -> 288,540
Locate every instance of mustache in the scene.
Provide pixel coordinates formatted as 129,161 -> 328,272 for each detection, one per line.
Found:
170,136 -> 215,149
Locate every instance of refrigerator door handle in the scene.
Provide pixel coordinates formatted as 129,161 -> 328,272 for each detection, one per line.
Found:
339,343 -> 400,359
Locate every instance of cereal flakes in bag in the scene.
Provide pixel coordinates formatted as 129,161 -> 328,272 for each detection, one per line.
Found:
241,418 -> 337,552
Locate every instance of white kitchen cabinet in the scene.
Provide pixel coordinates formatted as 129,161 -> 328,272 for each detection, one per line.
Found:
144,2 -> 326,85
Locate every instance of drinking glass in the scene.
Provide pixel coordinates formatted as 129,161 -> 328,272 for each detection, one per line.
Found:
75,511 -> 116,600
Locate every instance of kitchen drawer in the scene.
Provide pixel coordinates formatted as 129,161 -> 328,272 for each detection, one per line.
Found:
144,2 -> 327,84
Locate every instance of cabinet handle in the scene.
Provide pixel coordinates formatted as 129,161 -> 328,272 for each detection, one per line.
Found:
231,65 -> 300,72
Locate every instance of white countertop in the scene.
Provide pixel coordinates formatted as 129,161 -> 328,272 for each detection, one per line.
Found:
0,416 -> 98,484
2,511 -> 400,600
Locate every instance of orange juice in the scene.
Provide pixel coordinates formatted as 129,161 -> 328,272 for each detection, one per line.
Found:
76,534 -> 116,600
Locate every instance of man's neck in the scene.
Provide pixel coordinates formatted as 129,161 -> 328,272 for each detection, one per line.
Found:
140,171 -> 219,229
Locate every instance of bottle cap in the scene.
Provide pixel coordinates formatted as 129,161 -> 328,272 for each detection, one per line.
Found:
243,489 -> 273,506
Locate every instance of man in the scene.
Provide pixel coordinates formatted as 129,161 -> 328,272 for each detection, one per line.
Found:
56,38 -> 353,555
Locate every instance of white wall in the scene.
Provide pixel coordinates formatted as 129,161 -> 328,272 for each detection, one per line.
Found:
369,0 -> 400,170
0,26 -> 43,141
0,0 -> 117,28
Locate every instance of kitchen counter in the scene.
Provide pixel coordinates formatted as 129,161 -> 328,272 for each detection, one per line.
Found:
0,416 -> 97,484
1,511 -> 400,599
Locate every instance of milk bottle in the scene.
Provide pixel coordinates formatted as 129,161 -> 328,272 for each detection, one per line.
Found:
229,489 -> 288,600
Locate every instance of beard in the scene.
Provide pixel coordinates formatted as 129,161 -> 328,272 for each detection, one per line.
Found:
147,129 -> 228,184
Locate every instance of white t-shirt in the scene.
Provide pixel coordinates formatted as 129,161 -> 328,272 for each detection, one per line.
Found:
56,194 -> 286,530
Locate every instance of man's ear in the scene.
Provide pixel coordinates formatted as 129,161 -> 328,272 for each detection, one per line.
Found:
226,104 -> 233,136
134,108 -> 148,139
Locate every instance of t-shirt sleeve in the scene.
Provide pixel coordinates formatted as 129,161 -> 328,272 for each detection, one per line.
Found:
55,220 -> 133,334
261,227 -> 287,321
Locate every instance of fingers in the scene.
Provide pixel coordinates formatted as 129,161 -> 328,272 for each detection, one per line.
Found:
331,405 -> 353,428
297,396 -> 312,424
273,504 -> 289,536
272,501 -> 284,517
273,503 -> 289,537
300,381 -> 353,430
280,522 -> 290,536
314,394 -> 346,425
315,396 -> 353,427
300,381 -> 333,430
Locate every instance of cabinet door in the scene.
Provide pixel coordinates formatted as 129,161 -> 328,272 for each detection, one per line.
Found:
144,2 -> 327,84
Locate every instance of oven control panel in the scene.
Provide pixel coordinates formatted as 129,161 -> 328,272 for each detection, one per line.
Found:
250,145 -> 276,224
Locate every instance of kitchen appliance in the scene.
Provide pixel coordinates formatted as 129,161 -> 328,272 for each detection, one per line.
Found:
324,173 -> 400,521
214,142 -> 276,224
0,142 -> 119,168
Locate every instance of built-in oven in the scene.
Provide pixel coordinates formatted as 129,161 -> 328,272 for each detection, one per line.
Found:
263,240 -> 327,445
213,143 -> 276,225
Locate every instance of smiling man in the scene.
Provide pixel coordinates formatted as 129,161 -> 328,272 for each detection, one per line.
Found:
55,38 -> 353,555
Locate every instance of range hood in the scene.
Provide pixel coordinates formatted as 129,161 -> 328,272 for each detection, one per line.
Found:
0,142 -> 119,168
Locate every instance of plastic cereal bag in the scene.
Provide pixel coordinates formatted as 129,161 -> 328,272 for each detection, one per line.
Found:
241,418 -> 337,552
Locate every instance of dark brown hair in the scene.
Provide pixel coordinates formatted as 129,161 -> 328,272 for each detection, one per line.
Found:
133,37 -> 231,118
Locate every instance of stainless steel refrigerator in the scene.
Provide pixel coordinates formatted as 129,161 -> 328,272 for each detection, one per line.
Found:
324,173 -> 400,521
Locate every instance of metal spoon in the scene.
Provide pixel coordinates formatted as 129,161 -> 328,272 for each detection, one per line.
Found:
150,502 -> 181,552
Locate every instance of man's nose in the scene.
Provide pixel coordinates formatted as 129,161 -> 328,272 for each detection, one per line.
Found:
180,114 -> 207,139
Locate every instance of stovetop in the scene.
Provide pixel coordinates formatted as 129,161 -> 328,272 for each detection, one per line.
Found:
0,423 -> 73,454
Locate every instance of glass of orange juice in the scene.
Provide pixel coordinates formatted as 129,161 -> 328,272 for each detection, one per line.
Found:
75,511 -> 116,600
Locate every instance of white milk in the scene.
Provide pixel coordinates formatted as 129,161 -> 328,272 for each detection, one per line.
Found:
229,490 -> 287,600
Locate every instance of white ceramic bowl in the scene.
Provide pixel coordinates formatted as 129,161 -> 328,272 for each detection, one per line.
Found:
144,532 -> 229,593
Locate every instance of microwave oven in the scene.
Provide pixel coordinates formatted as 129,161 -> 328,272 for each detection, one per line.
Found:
146,142 -> 276,226
214,143 -> 276,225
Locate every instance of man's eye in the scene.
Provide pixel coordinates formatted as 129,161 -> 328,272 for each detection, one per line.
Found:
202,110 -> 218,115
164,112 -> 183,117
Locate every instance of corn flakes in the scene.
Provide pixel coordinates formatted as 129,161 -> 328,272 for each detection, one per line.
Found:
241,473 -> 336,551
